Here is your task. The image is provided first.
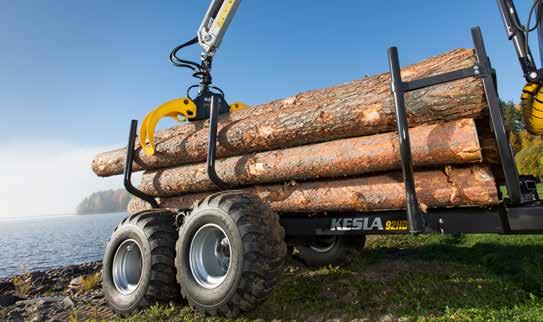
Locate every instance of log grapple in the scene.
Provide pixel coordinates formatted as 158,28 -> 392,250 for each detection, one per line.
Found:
138,0 -> 248,157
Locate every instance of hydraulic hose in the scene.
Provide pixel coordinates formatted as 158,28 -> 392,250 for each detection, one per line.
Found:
521,83 -> 543,135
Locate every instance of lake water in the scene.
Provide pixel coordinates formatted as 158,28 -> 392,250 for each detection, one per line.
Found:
0,212 -> 127,278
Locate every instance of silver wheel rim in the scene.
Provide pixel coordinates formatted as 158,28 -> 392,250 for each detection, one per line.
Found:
189,223 -> 231,289
310,236 -> 337,253
112,239 -> 143,295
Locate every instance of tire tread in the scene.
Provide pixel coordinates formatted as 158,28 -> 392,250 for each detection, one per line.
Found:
176,192 -> 286,317
104,210 -> 178,316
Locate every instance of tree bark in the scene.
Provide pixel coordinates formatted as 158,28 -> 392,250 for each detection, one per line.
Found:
139,119 -> 483,197
93,48 -> 486,177
475,119 -> 500,165
128,165 -> 499,214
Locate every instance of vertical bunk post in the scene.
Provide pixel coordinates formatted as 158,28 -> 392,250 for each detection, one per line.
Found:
388,47 -> 425,233
123,120 -> 159,209
471,27 -> 523,204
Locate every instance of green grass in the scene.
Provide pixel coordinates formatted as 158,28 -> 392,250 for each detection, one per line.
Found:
124,234 -> 543,322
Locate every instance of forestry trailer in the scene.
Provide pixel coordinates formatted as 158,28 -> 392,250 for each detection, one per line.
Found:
101,0 -> 543,317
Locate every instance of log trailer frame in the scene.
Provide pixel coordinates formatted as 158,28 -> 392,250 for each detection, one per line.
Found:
102,0 -> 543,318
123,26 -> 543,237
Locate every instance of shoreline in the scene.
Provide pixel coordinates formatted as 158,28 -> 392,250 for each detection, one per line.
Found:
0,261 -> 113,321
0,260 -> 102,280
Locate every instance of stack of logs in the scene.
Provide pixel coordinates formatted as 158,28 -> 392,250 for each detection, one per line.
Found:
92,48 -> 500,215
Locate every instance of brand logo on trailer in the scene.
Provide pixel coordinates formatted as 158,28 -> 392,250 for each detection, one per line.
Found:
330,218 -> 384,231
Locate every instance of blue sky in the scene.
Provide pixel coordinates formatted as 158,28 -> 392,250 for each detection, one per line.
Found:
0,1 -> 538,216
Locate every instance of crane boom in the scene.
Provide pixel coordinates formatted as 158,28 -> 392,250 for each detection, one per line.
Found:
198,0 -> 241,59
498,0 -> 543,135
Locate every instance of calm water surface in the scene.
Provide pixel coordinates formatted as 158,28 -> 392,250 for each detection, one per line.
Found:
0,212 -> 127,277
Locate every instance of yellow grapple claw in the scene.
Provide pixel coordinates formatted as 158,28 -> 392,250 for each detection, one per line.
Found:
229,101 -> 249,112
521,83 -> 543,135
139,98 -> 197,156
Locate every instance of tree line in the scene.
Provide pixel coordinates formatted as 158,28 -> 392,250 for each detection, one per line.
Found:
502,100 -> 543,180
76,189 -> 132,215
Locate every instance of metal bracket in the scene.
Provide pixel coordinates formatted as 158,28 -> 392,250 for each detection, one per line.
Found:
519,176 -> 540,203
404,64 -> 488,92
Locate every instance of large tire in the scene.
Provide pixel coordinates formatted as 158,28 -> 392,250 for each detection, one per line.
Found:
296,235 -> 365,267
175,191 -> 287,317
103,209 -> 179,316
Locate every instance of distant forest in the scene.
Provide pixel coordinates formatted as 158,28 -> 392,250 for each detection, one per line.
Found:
502,101 -> 543,180
76,189 -> 132,215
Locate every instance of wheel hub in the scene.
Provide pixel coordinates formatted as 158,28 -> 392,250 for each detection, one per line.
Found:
189,224 -> 232,289
112,239 -> 143,295
309,236 -> 337,253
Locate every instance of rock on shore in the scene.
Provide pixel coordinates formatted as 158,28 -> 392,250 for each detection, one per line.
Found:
0,262 -> 115,321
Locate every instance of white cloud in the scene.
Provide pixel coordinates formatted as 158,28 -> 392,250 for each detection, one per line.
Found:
0,141 -> 128,217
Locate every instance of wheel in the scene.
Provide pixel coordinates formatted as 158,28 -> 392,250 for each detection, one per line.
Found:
296,235 -> 365,267
175,191 -> 287,317
103,209 -> 179,316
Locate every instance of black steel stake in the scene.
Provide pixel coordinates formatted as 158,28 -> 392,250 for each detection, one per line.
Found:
207,95 -> 228,189
123,120 -> 159,209
471,27 -> 523,204
388,47 -> 425,234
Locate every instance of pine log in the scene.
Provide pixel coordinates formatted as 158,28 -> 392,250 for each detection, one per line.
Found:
93,48 -> 486,177
128,165 -> 499,215
140,119 -> 482,197
475,119 -> 500,165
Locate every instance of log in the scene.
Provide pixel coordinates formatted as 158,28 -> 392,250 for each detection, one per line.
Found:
128,165 -> 499,214
475,119 -> 500,165
140,119 -> 483,197
93,48 -> 486,177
